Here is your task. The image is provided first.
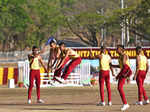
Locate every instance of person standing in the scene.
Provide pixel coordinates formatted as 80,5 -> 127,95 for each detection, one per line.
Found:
91,46 -> 115,106
28,46 -> 47,104
133,46 -> 149,105
111,45 -> 132,111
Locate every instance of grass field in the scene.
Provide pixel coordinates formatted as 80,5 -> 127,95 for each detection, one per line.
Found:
0,84 -> 150,112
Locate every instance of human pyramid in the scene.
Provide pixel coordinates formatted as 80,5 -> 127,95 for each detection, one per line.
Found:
27,37 -> 149,111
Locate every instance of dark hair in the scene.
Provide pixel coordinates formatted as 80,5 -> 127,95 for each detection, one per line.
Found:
32,46 -> 38,50
49,40 -> 56,45
117,44 -> 124,49
136,46 -> 142,52
59,41 -> 65,46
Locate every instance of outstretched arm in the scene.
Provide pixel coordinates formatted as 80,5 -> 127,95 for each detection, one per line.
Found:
110,63 -> 120,68
110,60 -> 115,77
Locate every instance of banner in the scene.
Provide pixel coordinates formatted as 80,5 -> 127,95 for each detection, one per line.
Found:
73,47 -> 150,59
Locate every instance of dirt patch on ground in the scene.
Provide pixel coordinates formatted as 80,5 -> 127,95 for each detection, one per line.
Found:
0,85 -> 150,112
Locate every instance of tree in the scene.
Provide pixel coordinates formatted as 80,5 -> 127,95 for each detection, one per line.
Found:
0,0 -> 66,50
113,0 -> 150,45
24,0 -> 66,48
63,0 -> 122,46
0,0 -> 31,51
128,0 -> 150,42
0,0 -> 149,50
64,0 -> 144,47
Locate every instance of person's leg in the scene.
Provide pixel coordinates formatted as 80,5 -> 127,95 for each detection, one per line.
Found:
54,66 -> 63,77
54,57 -> 70,77
126,67 -> 132,77
117,65 -> 132,79
28,70 -> 35,100
141,72 -> 148,101
105,71 -> 111,102
118,78 -> 127,104
35,70 -> 41,100
136,74 -> 143,102
61,57 -> 81,80
117,64 -> 128,79
99,71 -> 105,102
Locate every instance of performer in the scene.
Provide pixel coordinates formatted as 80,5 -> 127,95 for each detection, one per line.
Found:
133,46 -> 149,105
54,42 -> 82,83
90,46 -> 115,106
111,45 -> 132,111
47,38 -> 60,73
28,46 -> 47,104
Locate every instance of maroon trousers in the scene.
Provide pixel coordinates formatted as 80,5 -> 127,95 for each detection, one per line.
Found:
28,70 -> 41,100
117,64 -> 132,104
62,57 -> 81,80
54,57 -> 70,77
54,57 -> 81,80
136,70 -> 148,101
117,64 -> 132,79
118,78 -> 127,104
99,70 -> 111,102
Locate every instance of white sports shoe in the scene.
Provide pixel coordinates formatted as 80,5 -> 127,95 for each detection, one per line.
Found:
37,99 -> 45,103
121,104 -> 130,111
96,102 -> 105,106
28,99 -> 31,104
143,99 -> 150,105
108,101 -> 112,106
135,101 -> 143,105
52,81 -> 61,86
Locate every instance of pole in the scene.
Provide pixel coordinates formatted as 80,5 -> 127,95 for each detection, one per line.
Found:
121,0 -> 125,46
126,14 -> 130,46
101,8 -> 104,46
121,0 -> 124,9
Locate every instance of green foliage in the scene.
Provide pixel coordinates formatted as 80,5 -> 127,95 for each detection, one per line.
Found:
65,0 -> 150,46
0,0 -> 149,50
0,0 -> 67,50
